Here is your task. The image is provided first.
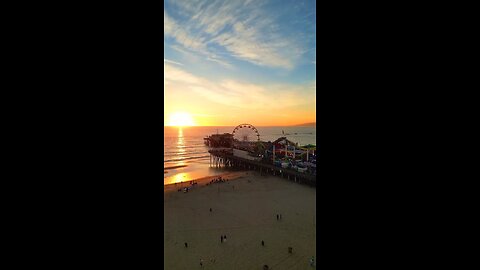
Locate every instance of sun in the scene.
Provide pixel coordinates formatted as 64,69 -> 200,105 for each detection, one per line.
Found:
167,112 -> 195,127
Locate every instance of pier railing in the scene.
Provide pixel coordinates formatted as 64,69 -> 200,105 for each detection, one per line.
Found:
208,149 -> 316,187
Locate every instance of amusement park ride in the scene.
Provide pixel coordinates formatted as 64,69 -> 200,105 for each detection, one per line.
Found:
232,123 -> 260,142
205,123 -> 317,176
204,123 -> 260,148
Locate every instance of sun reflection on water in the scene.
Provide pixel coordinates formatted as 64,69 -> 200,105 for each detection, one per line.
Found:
175,128 -> 186,167
177,128 -> 185,152
171,172 -> 189,184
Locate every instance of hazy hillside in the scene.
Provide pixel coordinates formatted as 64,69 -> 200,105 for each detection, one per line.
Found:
292,122 -> 316,127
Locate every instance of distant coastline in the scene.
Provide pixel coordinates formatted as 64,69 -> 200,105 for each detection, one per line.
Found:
292,122 -> 316,127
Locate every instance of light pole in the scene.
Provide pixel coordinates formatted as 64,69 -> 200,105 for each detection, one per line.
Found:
272,144 -> 275,164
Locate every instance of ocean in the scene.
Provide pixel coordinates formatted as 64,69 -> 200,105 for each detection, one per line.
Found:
164,126 -> 316,185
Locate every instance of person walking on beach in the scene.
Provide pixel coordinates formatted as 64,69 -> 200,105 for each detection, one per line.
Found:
184,242 -> 188,248
276,214 -> 279,220
261,240 -> 265,246
210,208 -> 212,212
200,259 -> 203,267
224,235 -> 227,242
309,256 -> 315,267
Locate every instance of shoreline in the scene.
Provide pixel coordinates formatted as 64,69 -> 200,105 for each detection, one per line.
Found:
164,170 -> 250,194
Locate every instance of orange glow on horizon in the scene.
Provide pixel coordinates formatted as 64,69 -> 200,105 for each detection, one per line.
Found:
166,112 -> 196,127
164,58 -> 315,127
163,113 -> 315,127
164,108 -> 314,127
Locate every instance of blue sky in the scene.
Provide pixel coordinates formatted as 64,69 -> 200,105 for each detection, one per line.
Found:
164,0 -> 316,126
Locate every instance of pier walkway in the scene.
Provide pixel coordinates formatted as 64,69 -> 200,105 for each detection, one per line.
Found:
209,149 -> 316,187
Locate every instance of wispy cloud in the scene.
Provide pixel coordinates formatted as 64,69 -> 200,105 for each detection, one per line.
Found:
164,1 -> 316,126
165,9 -> 234,69
164,11 -> 206,50
164,0 -> 310,69
164,63 -> 314,110
205,56 -> 233,69
164,59 -> 183,66
210,21 -> 296,69
164,63 -> 202,85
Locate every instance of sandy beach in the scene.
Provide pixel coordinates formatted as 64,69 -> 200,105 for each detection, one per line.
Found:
164,170 -> 316,269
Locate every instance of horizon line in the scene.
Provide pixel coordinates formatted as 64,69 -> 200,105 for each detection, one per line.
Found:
164,124 -> 316,127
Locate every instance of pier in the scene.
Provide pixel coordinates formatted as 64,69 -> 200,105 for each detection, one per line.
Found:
209,149 -> 316,187
205,123 -> 316,187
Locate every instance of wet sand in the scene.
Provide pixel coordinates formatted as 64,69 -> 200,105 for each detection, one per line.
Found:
165,165 -> 188,170
164,171 -> 316,269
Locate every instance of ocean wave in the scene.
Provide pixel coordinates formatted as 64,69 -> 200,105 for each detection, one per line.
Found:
164,151 -> 208,156
164,144 -> 205,149
173,145 -> 205,149
164,164 -> 188,170
163,155 -> 210,163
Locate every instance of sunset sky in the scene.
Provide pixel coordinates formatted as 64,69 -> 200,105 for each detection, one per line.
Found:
164,0 -> 316,126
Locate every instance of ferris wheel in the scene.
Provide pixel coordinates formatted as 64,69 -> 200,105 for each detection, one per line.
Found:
232,123 -> 260,142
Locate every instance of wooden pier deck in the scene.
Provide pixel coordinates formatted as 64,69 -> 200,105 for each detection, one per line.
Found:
209,149 -> 316,187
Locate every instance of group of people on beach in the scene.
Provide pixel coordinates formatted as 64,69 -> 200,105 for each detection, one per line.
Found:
276,214 -> 283,220
206,176 -> 227,186
178,187 -> 190,193
176,180 -> 200,193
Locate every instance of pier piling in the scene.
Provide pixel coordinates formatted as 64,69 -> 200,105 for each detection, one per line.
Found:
208,149 -> 316,187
